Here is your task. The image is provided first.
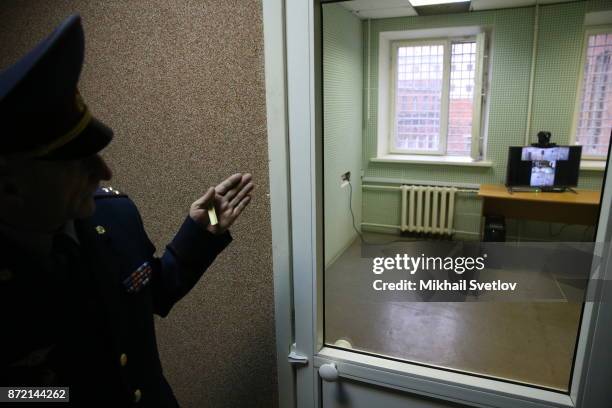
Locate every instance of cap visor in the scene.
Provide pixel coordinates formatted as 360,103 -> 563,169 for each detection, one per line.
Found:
39,117 -> 113,160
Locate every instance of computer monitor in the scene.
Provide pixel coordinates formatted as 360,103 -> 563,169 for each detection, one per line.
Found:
506,145 -> 582,190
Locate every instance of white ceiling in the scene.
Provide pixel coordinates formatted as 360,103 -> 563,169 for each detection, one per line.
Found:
339,0 -> 581,19
340,0 -> 417,18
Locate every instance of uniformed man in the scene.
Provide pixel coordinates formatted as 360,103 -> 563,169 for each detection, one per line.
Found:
0,15 -> 253,406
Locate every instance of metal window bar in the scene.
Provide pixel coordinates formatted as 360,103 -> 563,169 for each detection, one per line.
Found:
577,33 -> 612,156
448,41 -> 476,156
395,44 -> 444,151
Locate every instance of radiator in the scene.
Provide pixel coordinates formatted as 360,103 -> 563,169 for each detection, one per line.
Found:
400,185 -> 457,235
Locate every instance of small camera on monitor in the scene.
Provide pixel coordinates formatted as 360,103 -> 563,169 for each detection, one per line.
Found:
533,131 -> 556,148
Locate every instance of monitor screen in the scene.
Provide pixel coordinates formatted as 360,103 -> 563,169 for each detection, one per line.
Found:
506,145 -> 582,188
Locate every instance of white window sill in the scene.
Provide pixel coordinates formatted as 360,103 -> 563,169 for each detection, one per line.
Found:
580,160 -> 606,171
370,154 -> 493,167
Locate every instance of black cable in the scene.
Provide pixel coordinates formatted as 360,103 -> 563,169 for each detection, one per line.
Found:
581,225 -> 595,242
547,223 -> 594,242
549,223 -> 572,238
347,180 -> 364,242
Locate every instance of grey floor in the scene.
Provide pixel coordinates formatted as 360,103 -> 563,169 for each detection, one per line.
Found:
324,233 -> 586,391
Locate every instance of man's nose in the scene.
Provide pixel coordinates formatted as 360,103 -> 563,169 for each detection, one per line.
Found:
88,154 -> 113,181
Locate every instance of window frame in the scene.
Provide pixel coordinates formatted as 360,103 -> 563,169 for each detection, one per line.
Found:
571,25 -> 612,161
382,30 -> 486,160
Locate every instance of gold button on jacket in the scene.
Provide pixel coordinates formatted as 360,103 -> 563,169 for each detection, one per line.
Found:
120,353 -> 128,367
133,389 -> 142,403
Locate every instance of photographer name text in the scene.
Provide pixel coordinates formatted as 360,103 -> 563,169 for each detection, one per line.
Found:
372,279 -> 517,292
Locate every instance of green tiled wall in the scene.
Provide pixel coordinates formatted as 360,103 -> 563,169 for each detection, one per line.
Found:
359,1 -> 611,239
588,0 -> 612,12
323,4 -> 363,265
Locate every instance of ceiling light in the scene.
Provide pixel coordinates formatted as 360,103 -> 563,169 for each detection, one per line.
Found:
409,0 -> 468,6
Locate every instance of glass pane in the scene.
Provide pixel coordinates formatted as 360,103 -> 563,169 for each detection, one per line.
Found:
447,42 -> 476,156
576,33 -> 612,156
394,44 -> 443,152
322,3 -> 609,395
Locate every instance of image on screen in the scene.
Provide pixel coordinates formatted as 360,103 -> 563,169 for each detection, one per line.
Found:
530,160 -> 556,187
521,147 -> 570,161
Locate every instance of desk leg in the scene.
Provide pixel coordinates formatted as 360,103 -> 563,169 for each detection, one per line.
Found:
479,199 -> 485,241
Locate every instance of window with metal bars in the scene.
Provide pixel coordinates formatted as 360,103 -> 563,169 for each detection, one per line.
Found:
389,35 -> 486,158
573,29 -> 612,159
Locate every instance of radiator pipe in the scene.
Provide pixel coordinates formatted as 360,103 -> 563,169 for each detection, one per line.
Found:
362,184 -> 477,194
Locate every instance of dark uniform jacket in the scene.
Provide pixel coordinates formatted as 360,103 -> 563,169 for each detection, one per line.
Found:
0,188 -> 232,406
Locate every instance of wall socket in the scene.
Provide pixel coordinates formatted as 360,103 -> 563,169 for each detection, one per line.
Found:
340,171 -> 350,188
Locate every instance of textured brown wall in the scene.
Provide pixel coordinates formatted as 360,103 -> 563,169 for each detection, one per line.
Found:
0,1 -> 277,407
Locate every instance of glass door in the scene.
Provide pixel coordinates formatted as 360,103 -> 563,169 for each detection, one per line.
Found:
273,0 -> 612,407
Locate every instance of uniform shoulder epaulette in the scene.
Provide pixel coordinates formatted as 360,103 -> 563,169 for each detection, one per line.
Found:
94,186 -> 127,199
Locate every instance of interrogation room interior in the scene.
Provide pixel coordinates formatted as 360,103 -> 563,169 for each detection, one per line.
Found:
321,0 -> 611,392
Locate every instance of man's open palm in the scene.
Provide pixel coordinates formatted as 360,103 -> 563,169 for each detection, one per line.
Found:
190,173 -> 253,234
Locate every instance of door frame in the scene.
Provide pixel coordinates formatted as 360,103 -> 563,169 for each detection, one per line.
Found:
263,0 -> 612,407
262,0 -> 297,407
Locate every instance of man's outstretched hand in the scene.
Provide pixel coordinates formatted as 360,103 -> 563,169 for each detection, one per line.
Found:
189,173 -> 253,235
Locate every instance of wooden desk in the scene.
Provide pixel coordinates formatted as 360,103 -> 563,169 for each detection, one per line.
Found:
478,184 -> 601,226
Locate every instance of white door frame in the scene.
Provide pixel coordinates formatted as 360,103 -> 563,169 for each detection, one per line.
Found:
262,0 -> 297,407
263,1 -> 612,407
284,0 -> 324,406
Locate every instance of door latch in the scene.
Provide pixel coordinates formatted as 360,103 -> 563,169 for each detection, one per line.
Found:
287,343 -> 308,367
